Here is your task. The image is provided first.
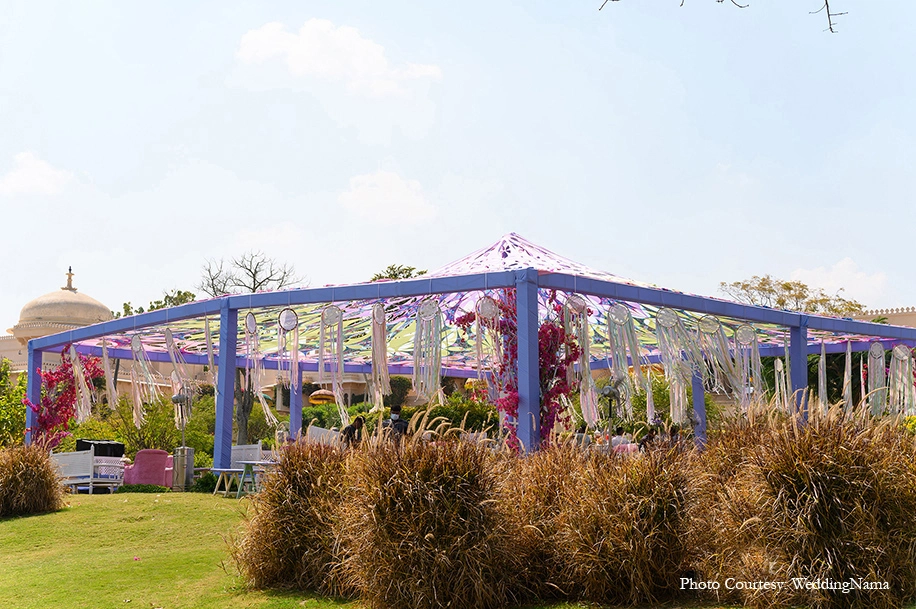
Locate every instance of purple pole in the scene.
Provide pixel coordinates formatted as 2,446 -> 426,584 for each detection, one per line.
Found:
515,269 -> 540,452
691,369 -> 707,448
214,302 -> 237,469
289,366 -> 303,439
24,346 -> 42,445
790,320 -> 809,421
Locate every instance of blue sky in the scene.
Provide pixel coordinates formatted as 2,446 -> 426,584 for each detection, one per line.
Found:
1,0 -> 913,327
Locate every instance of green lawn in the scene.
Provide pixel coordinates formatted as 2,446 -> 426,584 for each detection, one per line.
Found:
7,492 -> 892,609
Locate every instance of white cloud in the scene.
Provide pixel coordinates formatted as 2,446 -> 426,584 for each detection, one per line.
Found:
0,152 -> 73,196
791,257 -> 888,309
237,19 -> 442,98
337,170 -> 434,225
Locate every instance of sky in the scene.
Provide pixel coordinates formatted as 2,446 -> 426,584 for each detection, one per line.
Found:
1,0 -> 914,329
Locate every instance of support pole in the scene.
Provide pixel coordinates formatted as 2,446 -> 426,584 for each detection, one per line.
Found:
289,366 -> 303,439
515,268 -> 540,452
790,319 -> 809,421
214,302 -> 238,469
691,369 -> 707,448
24,346 -> 42,445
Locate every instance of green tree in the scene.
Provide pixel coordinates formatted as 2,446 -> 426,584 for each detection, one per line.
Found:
0,358 -> 27,446
112,289 -> 196,318
370,264 -> 427,282
719,275 -> 865,316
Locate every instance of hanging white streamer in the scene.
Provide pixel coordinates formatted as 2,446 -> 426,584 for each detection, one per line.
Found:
319,305 -> 349,426
818,341 -> 828,413
565,296 -> 599,428
867,342 -> 887,415
204,316 -> 217,387
245,312 -> 280,428
129,334 -> 159,428
371,303 -> 391,412
101,339 -> 118,409
413,299 -> 443,406
607,303 -> 645,420
888,344 -> 915,415
734,324 -> 764,410
654,308 -> 703,424
165,328 -> 193,431
843,341 -> 853,412
774,358 -> 790,413
68,345 -> 93,424
697,316 -> 743,396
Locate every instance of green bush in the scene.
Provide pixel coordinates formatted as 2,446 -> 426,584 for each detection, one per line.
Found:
115,484 -> 170,494
0,445 -> 64,517
383,376 -> 411,409
189,472 -> 217,493
0,359 -> 26,447
403,392 -> 498,432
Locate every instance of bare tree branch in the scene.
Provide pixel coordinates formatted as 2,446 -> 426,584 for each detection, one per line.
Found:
197,258 -> 235,297
198,251 -> 304,297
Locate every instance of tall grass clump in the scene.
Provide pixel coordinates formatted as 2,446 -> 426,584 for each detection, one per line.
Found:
507,441 -> 589,599
694,404 -> 916,609
0,445 -> 64,517
338,423 -> 525,609
553,446 -> 694,605
231,442 -> 352,596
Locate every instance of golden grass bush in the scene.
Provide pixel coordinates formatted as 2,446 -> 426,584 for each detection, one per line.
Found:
337,419 -> 527,609
551,446 -> 694,605
230,442 -> 352,596
0,444 -> 64,518
692,404 -> 916,609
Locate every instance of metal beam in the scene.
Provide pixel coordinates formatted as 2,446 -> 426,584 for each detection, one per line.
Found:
214,303 -> 237,470
790,320 -> 809,420
24,347 -> 42,445
692,369 -> 707,448
515,269 -> 540,452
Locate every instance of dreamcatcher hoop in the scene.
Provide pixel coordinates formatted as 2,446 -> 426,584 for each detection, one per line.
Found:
698,315 -> 721,335
321,305 -> 342,326
278,307 -> 298,332
372,302 -> 386,325
893,344 -> 910,360
418,299 -> 439,321
735,324 -> 756,346
477,296 -> 499,321
245,312 -> 257,335
870,342 -> 885,359
566,294 -> 588,315
656,307 -> 679,329
609,303 -> 631,326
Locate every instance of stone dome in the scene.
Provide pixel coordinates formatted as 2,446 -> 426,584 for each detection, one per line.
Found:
10,269 -> 112,345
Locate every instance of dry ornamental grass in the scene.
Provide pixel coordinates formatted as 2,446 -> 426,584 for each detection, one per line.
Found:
0,444 -> 64,518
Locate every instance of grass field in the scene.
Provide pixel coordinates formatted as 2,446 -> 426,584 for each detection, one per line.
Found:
4,491 -> 878,609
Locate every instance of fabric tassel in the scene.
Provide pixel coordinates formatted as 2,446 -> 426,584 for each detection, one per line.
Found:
319,305 -> 349,426
101,339 -> 118,409
607,303 -> 645,420
204,316 -> 217,387
277,308 -> 300,399
775,358 -> 789,413
654,308 -> 703,424
245,312 -> 279,428
413,299 -> 443,405
698,315 -> 743,396
843,341 -> 852,412
888,345 -> 915,415
69,345 -> 93,424
130,335 -> 160,405
565,296 -> 598,428
165,329 -> 193,431
129,367 -> 145,428
867,342 -> 887,415
818,341 -> 828,413
371,303 -> 391,412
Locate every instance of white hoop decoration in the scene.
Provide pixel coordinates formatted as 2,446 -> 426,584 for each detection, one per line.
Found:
372,302 -> 386,326
566,294 -> 588,315
165,328 -> 176,351
418,299 -> 439,321
893,344 -> 910,360
245,312 -> 257,335
870,342 -> 885,359
321,305 -> 341,326
131,334 -> 142,353
278,308 -> 298,332
609,303 -> 630,326
656,307 -> 679,329
698,315 -> 721,335
735,324 -> 756,346
477,296 -> 499,321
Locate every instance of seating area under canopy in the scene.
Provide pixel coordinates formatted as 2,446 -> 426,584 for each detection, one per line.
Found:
25,234 -> 916,467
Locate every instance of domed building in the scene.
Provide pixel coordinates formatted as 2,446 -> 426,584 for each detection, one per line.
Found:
0,269 -> 112,374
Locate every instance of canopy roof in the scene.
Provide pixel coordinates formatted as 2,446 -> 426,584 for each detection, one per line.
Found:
28,233 -> 916,377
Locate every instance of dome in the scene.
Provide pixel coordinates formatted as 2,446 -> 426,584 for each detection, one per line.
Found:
10,269 -> 112,345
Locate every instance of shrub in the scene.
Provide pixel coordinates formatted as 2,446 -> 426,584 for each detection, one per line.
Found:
553,446 -> 693,605
0,358 -> 26,447
0,445 -> 64,517
189,472 -> 217,493
231,442 -> 351,596
338,432 -> 526,609
693,406 -> 916,609
115,484 -> 169,494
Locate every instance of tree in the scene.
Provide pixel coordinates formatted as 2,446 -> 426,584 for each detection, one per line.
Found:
599,1 -> 847,34
0,358 -> 27,447
370,264 -> 427,282
719,275 -> 865,316
198,251 -> 302,297
112,289 -> 196,319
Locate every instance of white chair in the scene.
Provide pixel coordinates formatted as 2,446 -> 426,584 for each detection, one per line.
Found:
51,447 -> 124,494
